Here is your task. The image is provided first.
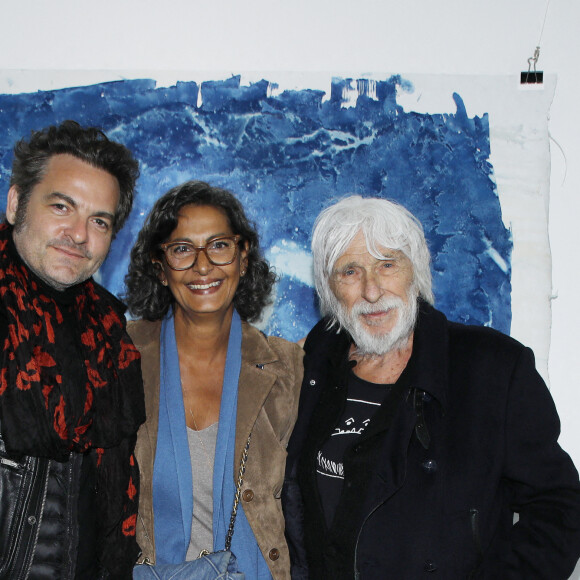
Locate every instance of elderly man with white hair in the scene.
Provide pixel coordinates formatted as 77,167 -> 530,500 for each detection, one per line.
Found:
283,196 -> 580,580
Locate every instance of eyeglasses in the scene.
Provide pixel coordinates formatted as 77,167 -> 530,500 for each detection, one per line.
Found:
159,235 -> 242,270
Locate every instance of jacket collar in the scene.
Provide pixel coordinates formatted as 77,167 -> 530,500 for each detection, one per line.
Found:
129,318 -> 283,464
313,300 -> 450,410
407,300 -> 449,410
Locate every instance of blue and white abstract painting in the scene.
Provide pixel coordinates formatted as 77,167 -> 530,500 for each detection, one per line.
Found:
0,75 -> 512,341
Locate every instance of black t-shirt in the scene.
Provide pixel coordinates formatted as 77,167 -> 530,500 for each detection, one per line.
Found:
316,370 -> 394,528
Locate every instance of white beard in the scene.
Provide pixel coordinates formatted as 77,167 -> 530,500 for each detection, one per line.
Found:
336,288 -> 419,356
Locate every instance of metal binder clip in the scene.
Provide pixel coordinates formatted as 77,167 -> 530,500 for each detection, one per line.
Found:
521,46 -> 543,84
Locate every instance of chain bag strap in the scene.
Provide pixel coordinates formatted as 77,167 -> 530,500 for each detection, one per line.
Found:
225,433 -> 251,551
135,435 -> 251,579
198,432 -> 251,558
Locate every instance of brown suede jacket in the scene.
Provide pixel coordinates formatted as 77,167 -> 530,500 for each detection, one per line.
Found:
127,318 -> 303,579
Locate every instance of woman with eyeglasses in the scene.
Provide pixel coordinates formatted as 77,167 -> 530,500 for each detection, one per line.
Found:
125,181 -> 303,579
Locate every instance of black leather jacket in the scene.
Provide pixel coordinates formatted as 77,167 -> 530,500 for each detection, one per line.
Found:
0,425 -> 95,579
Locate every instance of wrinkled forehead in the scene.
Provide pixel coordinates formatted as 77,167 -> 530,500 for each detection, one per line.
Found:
336,230 -> 408,263
334,249 -> 411,277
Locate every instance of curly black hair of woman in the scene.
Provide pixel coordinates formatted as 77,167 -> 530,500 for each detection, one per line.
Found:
124,181 -> 277,323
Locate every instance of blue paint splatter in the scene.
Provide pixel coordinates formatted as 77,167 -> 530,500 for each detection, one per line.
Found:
0,75 -> 512,339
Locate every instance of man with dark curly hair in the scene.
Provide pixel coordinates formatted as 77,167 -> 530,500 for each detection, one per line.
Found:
0,120 -> 145,579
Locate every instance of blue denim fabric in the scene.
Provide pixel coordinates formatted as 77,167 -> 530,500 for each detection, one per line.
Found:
133,551 -> 244,580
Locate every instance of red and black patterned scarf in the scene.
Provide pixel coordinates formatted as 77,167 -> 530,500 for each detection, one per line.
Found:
0,223 -> 145,578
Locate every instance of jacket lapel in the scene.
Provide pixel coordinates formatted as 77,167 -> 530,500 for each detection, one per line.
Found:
133,321 -> 162,455
128,319 -> 162,560
235,322 -> 279,463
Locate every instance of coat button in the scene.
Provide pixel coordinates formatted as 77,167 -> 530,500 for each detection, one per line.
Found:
242,489 -> 254,502
424,560 -> 438,572
27,515 -> 36,525
309,379 -> 316,386
422,459 -> 437,473
268,548 -> 280,561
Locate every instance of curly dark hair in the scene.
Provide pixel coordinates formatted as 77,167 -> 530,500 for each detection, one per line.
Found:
124,180 -> 276,322
9,120 -> 139,236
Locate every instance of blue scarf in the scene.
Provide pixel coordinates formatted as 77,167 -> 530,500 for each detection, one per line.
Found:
152,310 -> 272,579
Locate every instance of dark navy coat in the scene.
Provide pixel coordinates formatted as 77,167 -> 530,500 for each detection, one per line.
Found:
283,302 -> 580,579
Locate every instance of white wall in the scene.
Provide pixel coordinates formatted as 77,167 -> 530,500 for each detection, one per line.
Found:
1,0 -> 579,570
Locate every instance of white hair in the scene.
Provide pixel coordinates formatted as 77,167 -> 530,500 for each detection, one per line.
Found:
334,287 -> 419,356
312,195 -> 434,324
